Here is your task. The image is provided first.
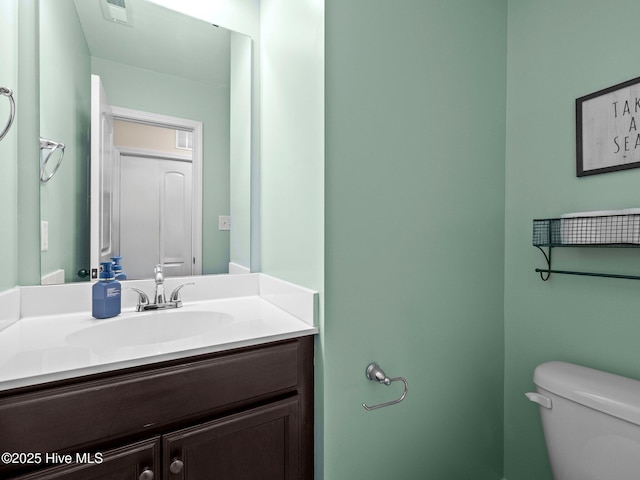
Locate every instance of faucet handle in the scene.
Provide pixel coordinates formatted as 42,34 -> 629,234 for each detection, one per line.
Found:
169,282 -> 195,304
129,288 -> 150,312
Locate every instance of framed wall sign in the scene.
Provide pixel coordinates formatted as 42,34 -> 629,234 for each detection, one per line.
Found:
576,76 -> 640,176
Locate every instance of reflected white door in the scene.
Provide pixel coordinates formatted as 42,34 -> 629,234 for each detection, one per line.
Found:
119,155 -> 193,279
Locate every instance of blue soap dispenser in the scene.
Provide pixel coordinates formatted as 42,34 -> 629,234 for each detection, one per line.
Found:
111,256 -> 127,281
92,261 -> 121,319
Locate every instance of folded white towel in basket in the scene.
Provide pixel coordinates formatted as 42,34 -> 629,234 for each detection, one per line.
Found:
559,209 -> 640,244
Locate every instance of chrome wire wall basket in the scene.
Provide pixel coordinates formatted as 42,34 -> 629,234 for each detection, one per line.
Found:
532,213 -> 640,282
533,215 -> 640,247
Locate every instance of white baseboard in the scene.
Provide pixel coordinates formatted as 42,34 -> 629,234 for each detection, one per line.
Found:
41,269 -> 65,285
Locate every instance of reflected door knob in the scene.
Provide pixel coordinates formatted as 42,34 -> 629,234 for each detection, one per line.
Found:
139,468 -> 154,480
170,458 -> 184,474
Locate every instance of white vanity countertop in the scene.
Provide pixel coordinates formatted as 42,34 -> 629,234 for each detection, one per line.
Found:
0,274 -> 318,392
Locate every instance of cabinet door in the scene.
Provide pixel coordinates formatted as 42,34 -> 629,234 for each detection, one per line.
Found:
164,398 -> 301,480
10,438 -> 160,480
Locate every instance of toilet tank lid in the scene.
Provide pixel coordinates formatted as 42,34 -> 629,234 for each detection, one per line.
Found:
533,361 -> 640,426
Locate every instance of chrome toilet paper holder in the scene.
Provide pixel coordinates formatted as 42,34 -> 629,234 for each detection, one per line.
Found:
362,362 -> 408,411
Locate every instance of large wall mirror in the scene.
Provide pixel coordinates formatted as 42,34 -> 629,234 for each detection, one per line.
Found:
38,0 -> 252,284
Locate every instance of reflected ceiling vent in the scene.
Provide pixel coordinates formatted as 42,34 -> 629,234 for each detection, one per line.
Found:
100,0 -> 134,26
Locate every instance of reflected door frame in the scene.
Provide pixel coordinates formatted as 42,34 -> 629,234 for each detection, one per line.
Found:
96,105 -> 203,279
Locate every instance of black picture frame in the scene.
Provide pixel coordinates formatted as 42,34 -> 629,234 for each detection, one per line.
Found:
576,75 -> 640,177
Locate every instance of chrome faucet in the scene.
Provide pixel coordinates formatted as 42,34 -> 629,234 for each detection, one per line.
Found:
154,264 -> 166,304
130,264 -> 194,312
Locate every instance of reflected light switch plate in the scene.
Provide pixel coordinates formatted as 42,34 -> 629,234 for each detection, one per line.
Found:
218,215 -> 231,231
41,221 -> 49,251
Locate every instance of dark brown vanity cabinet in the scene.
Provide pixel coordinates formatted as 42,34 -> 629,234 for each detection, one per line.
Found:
6,439 -> 160,480
0,336 -> 314,480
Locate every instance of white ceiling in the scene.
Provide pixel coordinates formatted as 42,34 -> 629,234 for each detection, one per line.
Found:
72,0 -> 233,86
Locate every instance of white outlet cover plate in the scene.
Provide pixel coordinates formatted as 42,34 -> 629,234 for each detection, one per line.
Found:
218,215 -> 231,231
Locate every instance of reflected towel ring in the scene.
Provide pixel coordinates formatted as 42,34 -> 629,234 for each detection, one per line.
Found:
0,87 -> 16,141
40,138 -> 66,183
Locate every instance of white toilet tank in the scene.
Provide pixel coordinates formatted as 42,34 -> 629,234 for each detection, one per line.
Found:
527,361 -> 640,480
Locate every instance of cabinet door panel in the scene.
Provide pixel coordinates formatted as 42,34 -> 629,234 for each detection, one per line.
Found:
10,438 -> 160,480
164,398 -> 300,480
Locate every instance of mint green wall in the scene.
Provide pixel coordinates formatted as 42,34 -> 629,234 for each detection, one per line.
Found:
39,0 -> 91,283
324,1 -> 506,478
91,57 -> 231,275
504,1 -> 640,479
260,0 -> 324,290
16,0 -> 41,287
0,0 -> 18,290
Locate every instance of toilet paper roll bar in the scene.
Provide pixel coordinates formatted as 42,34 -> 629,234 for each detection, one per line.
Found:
362,362 -> 408,411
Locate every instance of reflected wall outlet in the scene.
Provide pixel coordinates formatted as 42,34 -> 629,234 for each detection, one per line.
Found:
41,221 -> 49,251
218,215 -> 231,231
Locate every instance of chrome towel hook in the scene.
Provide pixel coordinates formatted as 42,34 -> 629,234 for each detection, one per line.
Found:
0,87 -> 16,141
362,362 -> 409,411
40,137 -> 66,183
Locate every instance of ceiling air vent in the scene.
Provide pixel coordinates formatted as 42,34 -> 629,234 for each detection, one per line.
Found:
100,0 -> 133,26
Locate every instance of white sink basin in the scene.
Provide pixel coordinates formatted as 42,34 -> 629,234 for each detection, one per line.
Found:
66,310 -> 233,348
0,274 -> 318,391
